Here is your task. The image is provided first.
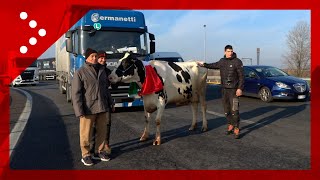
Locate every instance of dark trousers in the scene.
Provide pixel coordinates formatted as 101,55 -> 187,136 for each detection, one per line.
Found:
222,88 -> 240,128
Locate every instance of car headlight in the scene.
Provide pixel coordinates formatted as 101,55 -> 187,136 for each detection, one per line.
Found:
276,82 -> 291,89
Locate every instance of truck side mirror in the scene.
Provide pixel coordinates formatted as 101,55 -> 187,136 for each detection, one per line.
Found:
149,33 -> 155,54
65,31 -> 73,53
65,31 -> 72,38
66,38 -> 73,53
150,41 -> 155,54
149,33 -> 155,41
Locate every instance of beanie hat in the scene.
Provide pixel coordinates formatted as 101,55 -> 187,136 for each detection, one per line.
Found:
85,48 -> 97,59
97,50 -> 107,58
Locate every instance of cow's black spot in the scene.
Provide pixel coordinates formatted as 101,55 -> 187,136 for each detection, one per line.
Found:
178,88 -> 182,95
168,62 -> 183,72
176,74 -> 183,83
134,60 -> 145,83
184,85 -> 193,99
181,71 -> 191,84
156,90 -> 167,103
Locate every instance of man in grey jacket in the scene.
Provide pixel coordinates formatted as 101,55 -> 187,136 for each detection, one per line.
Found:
72,48 -> 114,166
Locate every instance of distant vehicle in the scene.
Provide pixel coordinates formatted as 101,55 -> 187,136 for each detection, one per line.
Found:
37,58 -> 56,80
11,60 -> 39,87
243,65 -> 310,102
150,52 -> 184,62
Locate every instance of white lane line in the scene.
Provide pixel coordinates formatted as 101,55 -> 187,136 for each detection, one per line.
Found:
206,110 -> 267,127
9,88 -> 32,156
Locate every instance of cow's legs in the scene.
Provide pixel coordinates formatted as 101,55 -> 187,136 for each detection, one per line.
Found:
200,90 -> 208,132
140,107 -> 151,141
189,102 -> 198,131
153,99 -> 165,145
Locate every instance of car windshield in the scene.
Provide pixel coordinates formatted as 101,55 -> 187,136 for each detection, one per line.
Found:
255,67 -> 288,77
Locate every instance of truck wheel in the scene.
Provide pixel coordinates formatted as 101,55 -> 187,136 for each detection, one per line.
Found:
66,84 -> 72,102
59,80 -> 66,94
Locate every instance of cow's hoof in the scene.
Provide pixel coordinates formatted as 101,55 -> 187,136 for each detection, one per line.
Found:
140,137 -> 148,141
189,126 -> 197,131
201,127 -> 208,132
153,140 -> 161,145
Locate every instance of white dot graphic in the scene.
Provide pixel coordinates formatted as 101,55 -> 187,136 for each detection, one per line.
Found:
20,12 -> 28,20
20,46 -> 28,54
29,37 -> 37,45
29,20 -> 37,28
38,29 -> 46,37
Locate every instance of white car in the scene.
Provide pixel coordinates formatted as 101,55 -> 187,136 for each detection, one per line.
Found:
150,52 -> 184,62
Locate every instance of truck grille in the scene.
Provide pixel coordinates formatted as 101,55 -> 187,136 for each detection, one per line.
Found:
21,70 -> 34,80
109,82 -> 141,103
293,83 -> 306,93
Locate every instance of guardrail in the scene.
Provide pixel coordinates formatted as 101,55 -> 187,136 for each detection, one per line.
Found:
206,76 -> 311,84
207,76 -> 220,84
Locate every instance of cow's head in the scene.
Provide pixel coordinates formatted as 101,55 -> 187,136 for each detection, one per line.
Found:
108,52 -> 145,84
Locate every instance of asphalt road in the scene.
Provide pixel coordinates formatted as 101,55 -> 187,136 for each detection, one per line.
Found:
9,81 -> 310,170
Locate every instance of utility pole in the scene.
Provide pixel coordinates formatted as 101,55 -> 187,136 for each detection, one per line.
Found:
204,24 -> 206,62
257,48 -> 260,65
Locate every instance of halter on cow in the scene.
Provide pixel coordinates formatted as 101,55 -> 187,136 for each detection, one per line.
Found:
109,52 -> 208,145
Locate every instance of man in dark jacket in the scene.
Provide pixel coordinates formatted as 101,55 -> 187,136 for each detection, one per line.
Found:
197,45 -> 244,139
72,48 -> 114,166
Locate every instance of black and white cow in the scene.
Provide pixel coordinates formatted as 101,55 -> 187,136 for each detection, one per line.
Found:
108,53 -> 208,145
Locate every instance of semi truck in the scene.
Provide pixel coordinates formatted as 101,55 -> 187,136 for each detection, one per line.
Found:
55,10 -> 155,106
37,58 -> 56,80
11,60 -> 39,87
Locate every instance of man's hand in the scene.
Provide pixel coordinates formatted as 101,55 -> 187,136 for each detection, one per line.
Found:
196,61 -> 204,67
236,89 -> 242,97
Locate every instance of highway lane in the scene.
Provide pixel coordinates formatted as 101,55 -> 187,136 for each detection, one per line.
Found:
9,81 -> 310,169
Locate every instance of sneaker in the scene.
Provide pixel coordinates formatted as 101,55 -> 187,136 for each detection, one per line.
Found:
92,151 -> 111,162
81,156 -> 94,166
225,124 -> 234,135
234,127 -> 240,139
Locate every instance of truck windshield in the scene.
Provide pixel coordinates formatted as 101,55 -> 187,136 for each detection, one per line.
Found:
81,30 -> 147,58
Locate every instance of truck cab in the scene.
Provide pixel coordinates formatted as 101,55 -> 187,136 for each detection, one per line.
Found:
56,10 -> 155,106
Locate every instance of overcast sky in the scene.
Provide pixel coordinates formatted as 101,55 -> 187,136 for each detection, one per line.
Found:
39,10 -> 310,68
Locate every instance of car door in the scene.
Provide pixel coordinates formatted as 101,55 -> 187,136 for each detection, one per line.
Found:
244,67 -> 261,96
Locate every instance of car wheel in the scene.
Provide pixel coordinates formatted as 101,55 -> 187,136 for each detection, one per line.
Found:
259,87 -> 273,102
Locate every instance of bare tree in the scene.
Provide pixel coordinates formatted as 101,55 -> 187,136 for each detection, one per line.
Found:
283,21 -> 310,77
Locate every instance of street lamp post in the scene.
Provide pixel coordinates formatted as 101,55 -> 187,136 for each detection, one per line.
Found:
204,24 -> 206,62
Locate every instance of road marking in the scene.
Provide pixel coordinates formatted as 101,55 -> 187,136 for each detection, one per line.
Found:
206,110 -> 267,127
9,88 -> 33,156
